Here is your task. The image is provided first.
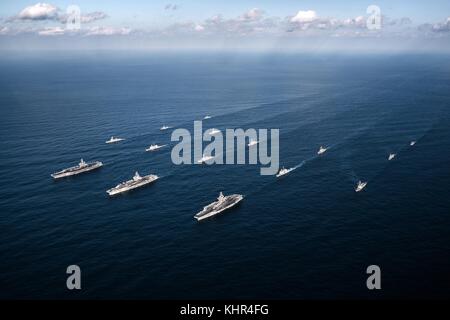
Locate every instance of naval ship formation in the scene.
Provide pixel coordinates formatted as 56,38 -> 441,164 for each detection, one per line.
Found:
51,121 -> 420,221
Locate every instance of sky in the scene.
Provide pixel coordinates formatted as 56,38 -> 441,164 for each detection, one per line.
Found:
1,1 -> 450,52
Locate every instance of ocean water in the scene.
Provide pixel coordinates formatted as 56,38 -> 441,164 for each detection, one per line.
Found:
0,52 -> 449,299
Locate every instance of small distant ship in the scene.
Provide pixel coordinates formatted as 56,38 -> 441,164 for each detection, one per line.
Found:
355,181 -> 367,192
106,171 -> 158,196
276,167 -> 294,178
194,192 -> 243,221
145,144 -> 167,152
206,128 -> 220,135
106,136 -> 124,144
248,139 -> 259,147
317,146 -> 328,155
197,155 -> 214,163
203,115 -> 212,120
51,159 -> 103,179
388,153 -> 396,161
410,141 -> 416,146
160,125 -> 171,131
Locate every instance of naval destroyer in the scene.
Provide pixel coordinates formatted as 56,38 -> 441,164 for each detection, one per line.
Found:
276,167 -> 294,178
355,181 -> 368,192
317,146 -> 328,155
146,144 -> 167,152
106,136 -> 124,144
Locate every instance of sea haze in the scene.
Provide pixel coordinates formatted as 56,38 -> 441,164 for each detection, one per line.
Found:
0,52 -> 449,299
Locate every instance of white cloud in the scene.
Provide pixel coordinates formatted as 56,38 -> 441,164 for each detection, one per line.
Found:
431,16 -> 450,32
286,13 -> 372,33
343,16 -> 365,26
18,3 -> 58,21
11,3 -> 107,24
195,24 -> 205,32
355,16 -> 365,24
81,12 -> 108,23
240,8 -> 264,21
291,10 -> 318,23
0,26 -> 10,35
165,4 -> 178,11
85,26 -> 131,36
197,9 -> 277,35
38,26 -> 64,36
2,5 -> 450,51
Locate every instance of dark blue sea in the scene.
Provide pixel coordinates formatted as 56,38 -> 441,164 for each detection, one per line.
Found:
1,52 -> 449,299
